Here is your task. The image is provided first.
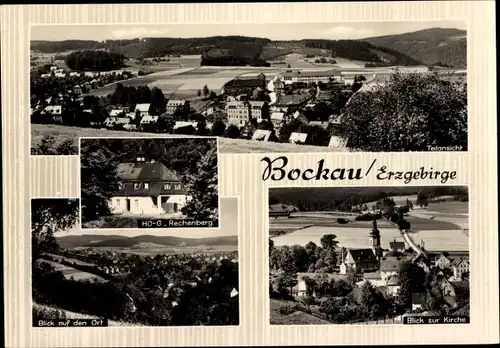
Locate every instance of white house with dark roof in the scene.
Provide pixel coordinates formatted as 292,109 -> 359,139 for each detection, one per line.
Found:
109,156 -> 190,215
166,99 -> 188,116
139,115 -> 159,126
251,129 -> 272,142
135,103 -> 151,117
270,112 -> 285,128
288,132 -> 308,144
40,105 -> 62,115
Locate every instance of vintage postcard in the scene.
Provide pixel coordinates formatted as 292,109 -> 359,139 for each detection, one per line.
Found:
1,1 -> 498,348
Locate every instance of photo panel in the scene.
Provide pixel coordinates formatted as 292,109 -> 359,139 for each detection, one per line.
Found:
32,196 -> 240,327
79,136 -> 220,230
268,186 -> 469,325
30,20 -> 466,156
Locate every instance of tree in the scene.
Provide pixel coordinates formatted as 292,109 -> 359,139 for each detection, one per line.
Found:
31,199 -> 79,260
80,140 -> 121,222
225,125 -> 241,139
416,192 -> 429,207
320,234 -> 339,250
202,84 -> 210,97
197,89 -> 202,97
211,120 -> 226,136
397,261 -> 427,310
341,72 -> 467,152
180,146 -> 218,221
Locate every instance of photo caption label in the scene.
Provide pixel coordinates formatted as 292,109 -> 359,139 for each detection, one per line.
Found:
34,319 -> 108,327
403,316 -> 470,325
261,157 -> 457,184
138,219 -> 218,228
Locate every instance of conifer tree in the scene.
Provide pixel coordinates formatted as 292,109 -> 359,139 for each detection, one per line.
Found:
181,145 -> 219,221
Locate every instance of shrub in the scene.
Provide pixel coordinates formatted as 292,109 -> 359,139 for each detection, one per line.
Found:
341,72 -> 467,152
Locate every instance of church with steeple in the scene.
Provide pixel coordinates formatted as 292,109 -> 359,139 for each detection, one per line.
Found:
339,216 -> 383,275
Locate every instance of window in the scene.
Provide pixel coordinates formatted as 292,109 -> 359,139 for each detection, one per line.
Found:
164,183 -> 171,190
175,184 -> 181,190
118,182 -> 124,189
144,182 -> 149,189
134,183 -> 141,189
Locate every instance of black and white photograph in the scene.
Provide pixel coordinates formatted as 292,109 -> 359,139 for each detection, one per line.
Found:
80,137 -> 219,229
268,186 -> 469,325
30,21 -> 467,155
32,197 -> 239,327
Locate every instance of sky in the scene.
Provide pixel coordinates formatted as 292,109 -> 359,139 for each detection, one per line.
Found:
54,197 -> 239,238
31,21 -> 465,41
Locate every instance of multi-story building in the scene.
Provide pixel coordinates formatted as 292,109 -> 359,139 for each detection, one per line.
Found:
108,156 -> 190,216
226,101 -> 251,127
276,69 -> 342,85
166,99 -> 188,116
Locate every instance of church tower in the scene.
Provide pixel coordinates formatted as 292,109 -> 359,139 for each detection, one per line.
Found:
369,216 -> 382,259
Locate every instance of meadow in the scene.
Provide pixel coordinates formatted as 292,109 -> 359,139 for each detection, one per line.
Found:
270,203 -> 469,252
31,124 -> 345,154
101,245 -> 239,256
37,259 -> 107,282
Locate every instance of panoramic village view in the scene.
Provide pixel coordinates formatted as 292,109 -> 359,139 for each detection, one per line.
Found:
268,186 -> 469,325
30,22 -> 467,155
80,137 -> 219,229
32,197 -> 239,326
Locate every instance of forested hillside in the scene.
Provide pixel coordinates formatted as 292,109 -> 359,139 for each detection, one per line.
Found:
362,28 -> 467,68
269,186 -> 468,211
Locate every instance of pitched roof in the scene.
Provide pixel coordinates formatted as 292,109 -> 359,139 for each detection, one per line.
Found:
289,132 -> 308,144
167,99 -> 186,106
135,103 -> 151,112
347,248 -> 378,264
390,241 -> 406,250
140,115 -> 158,123
249,101 -> 266,108
363,270 -> 381,280
117,161 -> 180,182
226,101 -> 249,108
274,94 -> 311,106
110,109 -> 125,116
271,112 -> 285,121
173,121 -> 197,130
328,136 -> 346,148
380,256 -> 406,272
251,129 -> 272,141
386,274 -> 401,286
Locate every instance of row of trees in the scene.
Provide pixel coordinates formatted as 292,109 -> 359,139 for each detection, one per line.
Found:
268,187 -> 468,212
65,50 -> 126,71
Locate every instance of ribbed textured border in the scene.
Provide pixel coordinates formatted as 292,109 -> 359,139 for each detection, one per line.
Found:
2,1 -> 499,347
